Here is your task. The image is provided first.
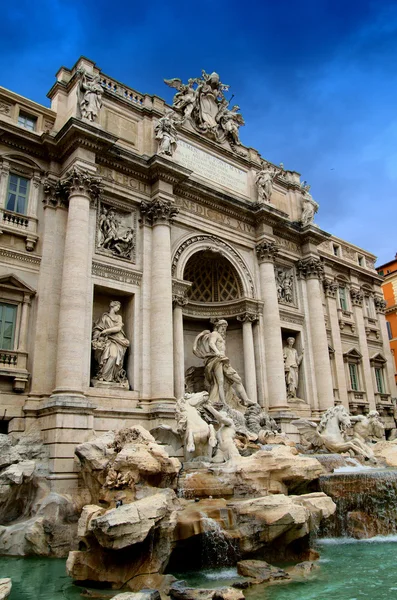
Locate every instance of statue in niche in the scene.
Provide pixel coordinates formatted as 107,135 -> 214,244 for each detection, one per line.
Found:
91,300 -> 130,388
276,268 -> 294,304
155,110 -> 181,156
78,72 -> 103,122
300,182 -> 319,226
193,319 -> 252,407
97,206 -> 135,260
255,163 -> 281,203
283,337 -> 304,399
164,70 -> 245,149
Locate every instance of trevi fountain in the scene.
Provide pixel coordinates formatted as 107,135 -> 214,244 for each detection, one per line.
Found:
0,60 -> 396,599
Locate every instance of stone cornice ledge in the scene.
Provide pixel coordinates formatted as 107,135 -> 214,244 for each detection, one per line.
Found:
92,260 -> 143,286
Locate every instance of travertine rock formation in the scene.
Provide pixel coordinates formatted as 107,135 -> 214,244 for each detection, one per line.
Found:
0,579 -> 11,600
75,425 -> 181,506
179,445 -> 324,498
0,425 -> 78,557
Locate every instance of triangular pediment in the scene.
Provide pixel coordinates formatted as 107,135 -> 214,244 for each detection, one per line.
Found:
0,274 -> 36,295
370,352 -> 387,365
343,347 -> 362,360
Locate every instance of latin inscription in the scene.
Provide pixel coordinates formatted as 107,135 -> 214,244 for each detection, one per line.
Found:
97,166 -> 150,195
173,140 -> 248,196
175,197 -> 254,234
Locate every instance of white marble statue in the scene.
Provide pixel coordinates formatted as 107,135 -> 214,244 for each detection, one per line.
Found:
300,183 -> 319,226
97,206 -> 135,259
283,337 -> 304,398
351,410 -> 385,445
245,404 -> 280,438
206,404 -> 240,463
276,268 -> 294,304
155,110 -> 180,156
79,72 -> 103,122
292,406 -> 375,460
255,163 -> 281,203
164,70 -> 244,149
193,319 -> 252,407
92,301 -> 130,387
175,391 -> 218,460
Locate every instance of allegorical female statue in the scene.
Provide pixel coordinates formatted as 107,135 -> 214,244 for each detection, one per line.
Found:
283,336 -> 304,398
91,300 -> 130,387
79,72 -> 103,122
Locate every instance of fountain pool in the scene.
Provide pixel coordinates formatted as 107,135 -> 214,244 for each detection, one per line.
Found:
174,536 -> 397,600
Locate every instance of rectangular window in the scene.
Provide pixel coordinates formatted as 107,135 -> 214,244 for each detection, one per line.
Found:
358,255 -> 364,267
339,286 -> 348,311
17,112 -> 37,132
375,367 -> 385,394
349,363 -> 359,391
333,245 -> 340,256
387,321 -> 393,340
0,303 -> 17,350
6,174 -> 29,214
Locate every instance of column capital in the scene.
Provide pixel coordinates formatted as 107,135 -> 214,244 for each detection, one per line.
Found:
140,198 -> 179,226
297,256 -> 324,279
43,178 -> 67,209
374,295 -> 387,314
323,278 -> 338,298
350,287 -> 364,307
255,240 -> 279,263
237,312 -> 259,323
61,166 -> 103,205
172,293 -> 188,307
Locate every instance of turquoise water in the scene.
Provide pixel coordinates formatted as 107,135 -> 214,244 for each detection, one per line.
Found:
0,556 -> 89,600
175,536 -> 397,600
2,538 -> 397,599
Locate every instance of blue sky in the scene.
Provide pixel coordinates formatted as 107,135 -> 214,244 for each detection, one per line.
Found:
1,0 -> 396,265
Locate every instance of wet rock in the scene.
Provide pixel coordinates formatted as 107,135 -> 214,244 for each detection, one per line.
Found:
112,591 -> 161,600
172,492 -> 335,571
0,578 -> 11,600
237,559 -> 289,583
287,561 -> 319,578
169,582 -> 244,600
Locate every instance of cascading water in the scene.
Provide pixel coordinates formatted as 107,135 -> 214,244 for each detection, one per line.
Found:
199,513 -> 237,568
318,468 -> 397,538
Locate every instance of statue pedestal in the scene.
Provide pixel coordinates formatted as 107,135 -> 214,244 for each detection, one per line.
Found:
91,379 -> 129,390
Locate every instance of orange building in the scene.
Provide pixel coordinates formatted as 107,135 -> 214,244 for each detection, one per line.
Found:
377,255 -> 397,384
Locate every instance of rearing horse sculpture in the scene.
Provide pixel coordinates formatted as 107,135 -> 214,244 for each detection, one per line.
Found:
293,405 -> 375,460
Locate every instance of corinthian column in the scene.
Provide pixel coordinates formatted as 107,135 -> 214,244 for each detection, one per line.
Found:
52,167 -> 103,398
141,197 -> 178,400
298,257 -> 334,411
323,278 -> 349,409
256,241 -> 287,408
173,291 -> 188,400
237,312 -> 258,403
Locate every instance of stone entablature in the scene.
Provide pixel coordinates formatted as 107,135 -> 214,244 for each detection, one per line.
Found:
0,87 -> 56,134
319,236 -> 377,273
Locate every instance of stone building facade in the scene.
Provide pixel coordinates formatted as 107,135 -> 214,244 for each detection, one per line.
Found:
0,57 -> 395,491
